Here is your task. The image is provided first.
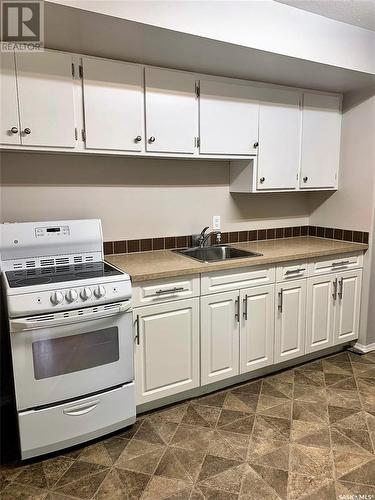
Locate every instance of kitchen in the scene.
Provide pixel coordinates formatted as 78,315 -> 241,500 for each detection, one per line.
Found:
0,0 -> 375,498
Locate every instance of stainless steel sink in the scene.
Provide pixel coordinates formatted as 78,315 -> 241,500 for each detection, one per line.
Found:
174,245 -> 262,263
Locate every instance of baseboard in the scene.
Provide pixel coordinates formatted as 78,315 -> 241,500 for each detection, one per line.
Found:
351,341 -> 375,354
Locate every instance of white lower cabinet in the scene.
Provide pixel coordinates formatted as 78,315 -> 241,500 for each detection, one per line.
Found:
240,285 -> 274,373
275,279 -> 306,363
200,291 -> 240,385
134,298 -> 199,405
305,275 -> 335,353
334,270 -> 362,344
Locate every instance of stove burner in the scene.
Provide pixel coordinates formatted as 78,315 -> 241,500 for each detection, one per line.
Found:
13,277 -> 53,286
5,262 -> 123,288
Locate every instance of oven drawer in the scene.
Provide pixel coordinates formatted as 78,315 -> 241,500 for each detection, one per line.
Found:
18,383 -> 136,460
201,265 -> 275,295
132,274 -> 200,306
307,253 -> 363,276
276,260 -> 308,282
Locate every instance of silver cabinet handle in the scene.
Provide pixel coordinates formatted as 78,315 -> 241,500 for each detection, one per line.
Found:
332,260 -> 350,267
332,278 -> 338,300
338,277 -> 344,299
135,135 -> 142,142
155,287 -> 185,295
149,136 -> 156,143
278,288 -> 283,313
23,128 -> 31,135
135,314 -> 140,345
260,177 -> 265,183
243,294 -> 248,320
235,296 -> 240,322
10,126 -> 18,134
285,268 -> 306,275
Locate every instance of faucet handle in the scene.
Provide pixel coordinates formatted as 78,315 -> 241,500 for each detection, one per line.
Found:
200,226 -> 209,237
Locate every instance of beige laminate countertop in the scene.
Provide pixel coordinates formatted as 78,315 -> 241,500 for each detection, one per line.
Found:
105,236 -> 368,282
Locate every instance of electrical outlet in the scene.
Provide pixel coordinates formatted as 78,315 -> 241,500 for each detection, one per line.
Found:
213,215 -> 221,231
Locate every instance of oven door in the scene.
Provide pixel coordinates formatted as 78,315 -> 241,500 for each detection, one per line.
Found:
9,301 -> 134,411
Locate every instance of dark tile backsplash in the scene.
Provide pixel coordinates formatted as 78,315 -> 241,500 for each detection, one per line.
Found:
104,226 -> 370,254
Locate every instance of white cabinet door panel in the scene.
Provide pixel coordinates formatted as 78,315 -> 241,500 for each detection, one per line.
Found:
334,270 -> 362,344
82,58 -> 144,151
199,80 -> 259,155
300,93 -> 341,189
201,291 -> 240,385
240,285 -> 274,373
306,276 -> 335,353
0,53 -> 21,145
257,89 -> 301,190
135,298 -> 199,405
275,279 -> 306,363
145,68 -> 197,154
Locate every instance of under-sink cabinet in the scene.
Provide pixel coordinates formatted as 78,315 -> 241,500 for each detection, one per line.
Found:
133,252 -> 363,407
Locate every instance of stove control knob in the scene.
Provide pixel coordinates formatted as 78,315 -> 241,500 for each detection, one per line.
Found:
66,289 -> 78,303
50,291 -> 64,305
94,285 -> 106,298
80,287 -> 92,301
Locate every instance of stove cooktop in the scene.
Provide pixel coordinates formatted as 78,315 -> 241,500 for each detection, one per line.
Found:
5,262 -> 124,288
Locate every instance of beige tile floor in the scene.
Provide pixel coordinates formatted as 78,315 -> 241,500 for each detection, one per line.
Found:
1,349 -> 375,499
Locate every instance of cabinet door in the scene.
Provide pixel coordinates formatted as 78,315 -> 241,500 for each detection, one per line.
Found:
199,80 -> 259,155
257,89 -> 301,190
0,53 -> 21,145
300,93 -> 341,189
16,51 -> 76,148
334,270 -> 362,344
135,298 -> 199,405
306,276 -> 335,354
145,67 -> 198,154
275,279 -> 306,363
240,285 -> 274,374
201,291 -> 240,385
82,58 -> 144,151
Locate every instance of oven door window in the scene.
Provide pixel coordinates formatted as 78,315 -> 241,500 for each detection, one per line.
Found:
32,327 -> 119,380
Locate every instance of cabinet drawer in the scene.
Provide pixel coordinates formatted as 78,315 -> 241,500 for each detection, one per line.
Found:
201,265 -> 275,295
308,253 -> 363,277
132,274 -> 200,307
276,260 -> 308,282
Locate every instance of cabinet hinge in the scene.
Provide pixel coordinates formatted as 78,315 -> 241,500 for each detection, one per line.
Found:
79,65 -> 83,79
194,137 -> 200,148
81,129 -> 86,141
74,127 -> 78,140
71,63 -> 75,78
195,82 -> 200,98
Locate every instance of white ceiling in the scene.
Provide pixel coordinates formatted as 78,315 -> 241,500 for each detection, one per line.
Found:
275,0 -> 375,31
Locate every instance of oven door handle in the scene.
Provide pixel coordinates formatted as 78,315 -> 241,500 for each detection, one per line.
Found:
10,301 -> 132,332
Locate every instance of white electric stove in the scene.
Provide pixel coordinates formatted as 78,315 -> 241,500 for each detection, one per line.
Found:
0,219 -> 136,460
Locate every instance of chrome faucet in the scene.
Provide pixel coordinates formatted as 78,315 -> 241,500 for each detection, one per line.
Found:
197,226 -> 222,248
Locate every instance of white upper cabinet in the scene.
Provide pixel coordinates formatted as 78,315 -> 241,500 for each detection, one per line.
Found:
82,58 -> 144,151
0,53 -> 21,145
257,89 -> 302,190
15,51 -> 76,148
199,80 -> 259,155
145,67 -> 198,154
300,93 -> 341,189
